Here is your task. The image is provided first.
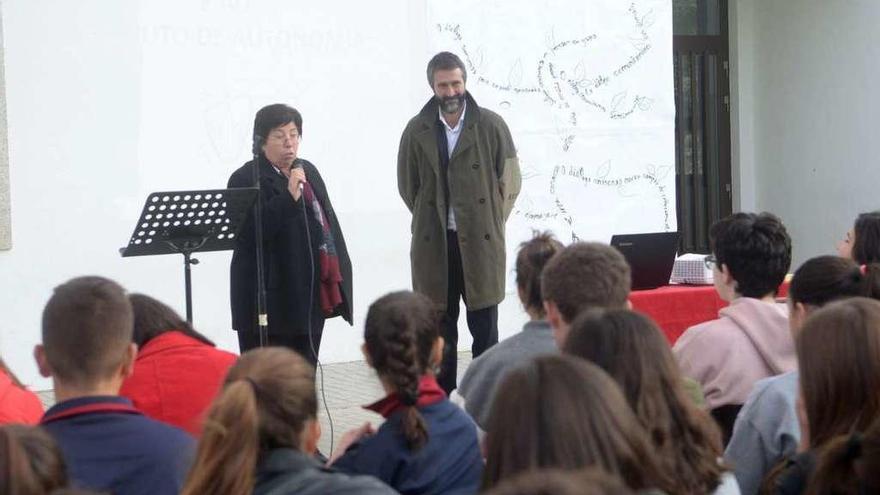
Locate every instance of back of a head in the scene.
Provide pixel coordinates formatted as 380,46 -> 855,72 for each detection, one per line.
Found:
563,309 -> 724,493
797,298 -> 880,449
710,212 -> 791,298
540,242 -> 631,323
182,347 -> 317,495
483,468 -> 635,495
807,418 -> 880,495
41,276 -> 133,387
483,355 -> 670,492
789,256 -> 880,308
853,211 -> 880,265
515,231 -> 565,315
0,424 -> 68,495
364,291 -> 441,451
128,293 -> 214,348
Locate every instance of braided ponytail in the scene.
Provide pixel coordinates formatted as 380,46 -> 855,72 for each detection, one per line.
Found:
365,291 -> 441,451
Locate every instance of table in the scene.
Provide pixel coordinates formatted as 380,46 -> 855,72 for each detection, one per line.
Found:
630,283 -> 790,345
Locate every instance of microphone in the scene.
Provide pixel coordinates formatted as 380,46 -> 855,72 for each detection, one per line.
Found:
289,158 -> 305,192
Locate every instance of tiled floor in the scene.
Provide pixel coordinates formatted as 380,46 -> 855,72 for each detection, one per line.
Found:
36,352 -> 473,456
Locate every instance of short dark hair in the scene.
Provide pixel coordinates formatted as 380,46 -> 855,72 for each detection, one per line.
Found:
426,51 -> 467,87
41,276 -> 133,386
710,212 -> 791,298
515,231 -> 564,315
252,104 -> 302,155
540,242 -> 631,323
852,211 -> 880,265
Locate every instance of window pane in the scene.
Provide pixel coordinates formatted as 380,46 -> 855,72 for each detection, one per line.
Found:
673,0 -> 721,36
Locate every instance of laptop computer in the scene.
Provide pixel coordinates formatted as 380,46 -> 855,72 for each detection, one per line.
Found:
610,232 -> 681,290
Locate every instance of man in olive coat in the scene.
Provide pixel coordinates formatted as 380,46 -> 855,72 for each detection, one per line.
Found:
398,52 -> 521,393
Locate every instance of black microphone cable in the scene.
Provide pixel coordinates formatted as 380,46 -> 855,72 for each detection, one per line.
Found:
298,175 -> 335,456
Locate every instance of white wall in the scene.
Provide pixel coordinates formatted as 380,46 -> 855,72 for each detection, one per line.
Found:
0,0 -> 673,389
731,0 -> 880,266
0,0 -> 423,389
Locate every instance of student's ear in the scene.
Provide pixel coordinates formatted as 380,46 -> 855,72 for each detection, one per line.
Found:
430,337 -> 445,368
626,299 -> 633,310
34,345 -> 52,378
361,343 -> 372,368
120,343 -> 138,378
790,302 -> 809,334
302,419 -> 321,454
720,264 -> 735,286
544,301 -> 562,330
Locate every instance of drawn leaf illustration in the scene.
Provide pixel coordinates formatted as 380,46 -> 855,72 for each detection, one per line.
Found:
610,91 -> 627,111
508,59 -> 524,87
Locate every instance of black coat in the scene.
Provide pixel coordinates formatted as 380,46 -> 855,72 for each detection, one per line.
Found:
228,157 -> 352,336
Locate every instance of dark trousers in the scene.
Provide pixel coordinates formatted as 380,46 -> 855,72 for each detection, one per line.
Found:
438,230 -> 499,393
237,321 -> 325,367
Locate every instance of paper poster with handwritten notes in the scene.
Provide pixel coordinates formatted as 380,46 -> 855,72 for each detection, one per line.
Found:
428,0 -> 675,258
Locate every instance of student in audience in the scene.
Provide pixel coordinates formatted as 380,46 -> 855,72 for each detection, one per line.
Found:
329,291 -> 483,494
482,354 -> 675,493
805,418 -> 880,495
0,357 -> 43,425
454,231 -> 563,431
0,424 -> 68,495
181,347 -> 394,495
766,298 -> 880,494
673,212 -> 793,441
837,210 -> 880,264
725,256 -> 880,495
483,468 -> 636,495
118,293 -> 237,435
564,308 -> 738,494
540,242 -> 631,347
35,276 -> 194,495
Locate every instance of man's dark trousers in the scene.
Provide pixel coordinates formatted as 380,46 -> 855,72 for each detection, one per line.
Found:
438,230 -> 498,394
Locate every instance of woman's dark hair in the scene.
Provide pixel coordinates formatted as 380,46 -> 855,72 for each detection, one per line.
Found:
364,291 -> 442,452
483,468 -> 635,495
0,425 -> 68,495
182,348 -> 317,495
789,256 -> 880,307
563,309 -> 725,494
515,231 -> 564,315
252,104 -> 303,155
797,298 -> 880,450
852,211 -> 880,265
129,293 -> 214,348
807,418 -> 880,495
483,355 -> 674,493
710,212 -> 791,298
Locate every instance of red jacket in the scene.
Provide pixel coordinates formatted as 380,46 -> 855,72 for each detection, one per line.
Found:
119,331 -> 237,436
0,369 -> 43,425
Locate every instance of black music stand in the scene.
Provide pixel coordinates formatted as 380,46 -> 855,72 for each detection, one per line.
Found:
120,188 -> 258,323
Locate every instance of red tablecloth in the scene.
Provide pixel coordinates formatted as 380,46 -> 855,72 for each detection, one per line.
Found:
630,282 -> 790,345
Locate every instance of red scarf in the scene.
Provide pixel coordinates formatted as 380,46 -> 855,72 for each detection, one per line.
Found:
364,375 -> 446,418
302,181 -> 343,316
